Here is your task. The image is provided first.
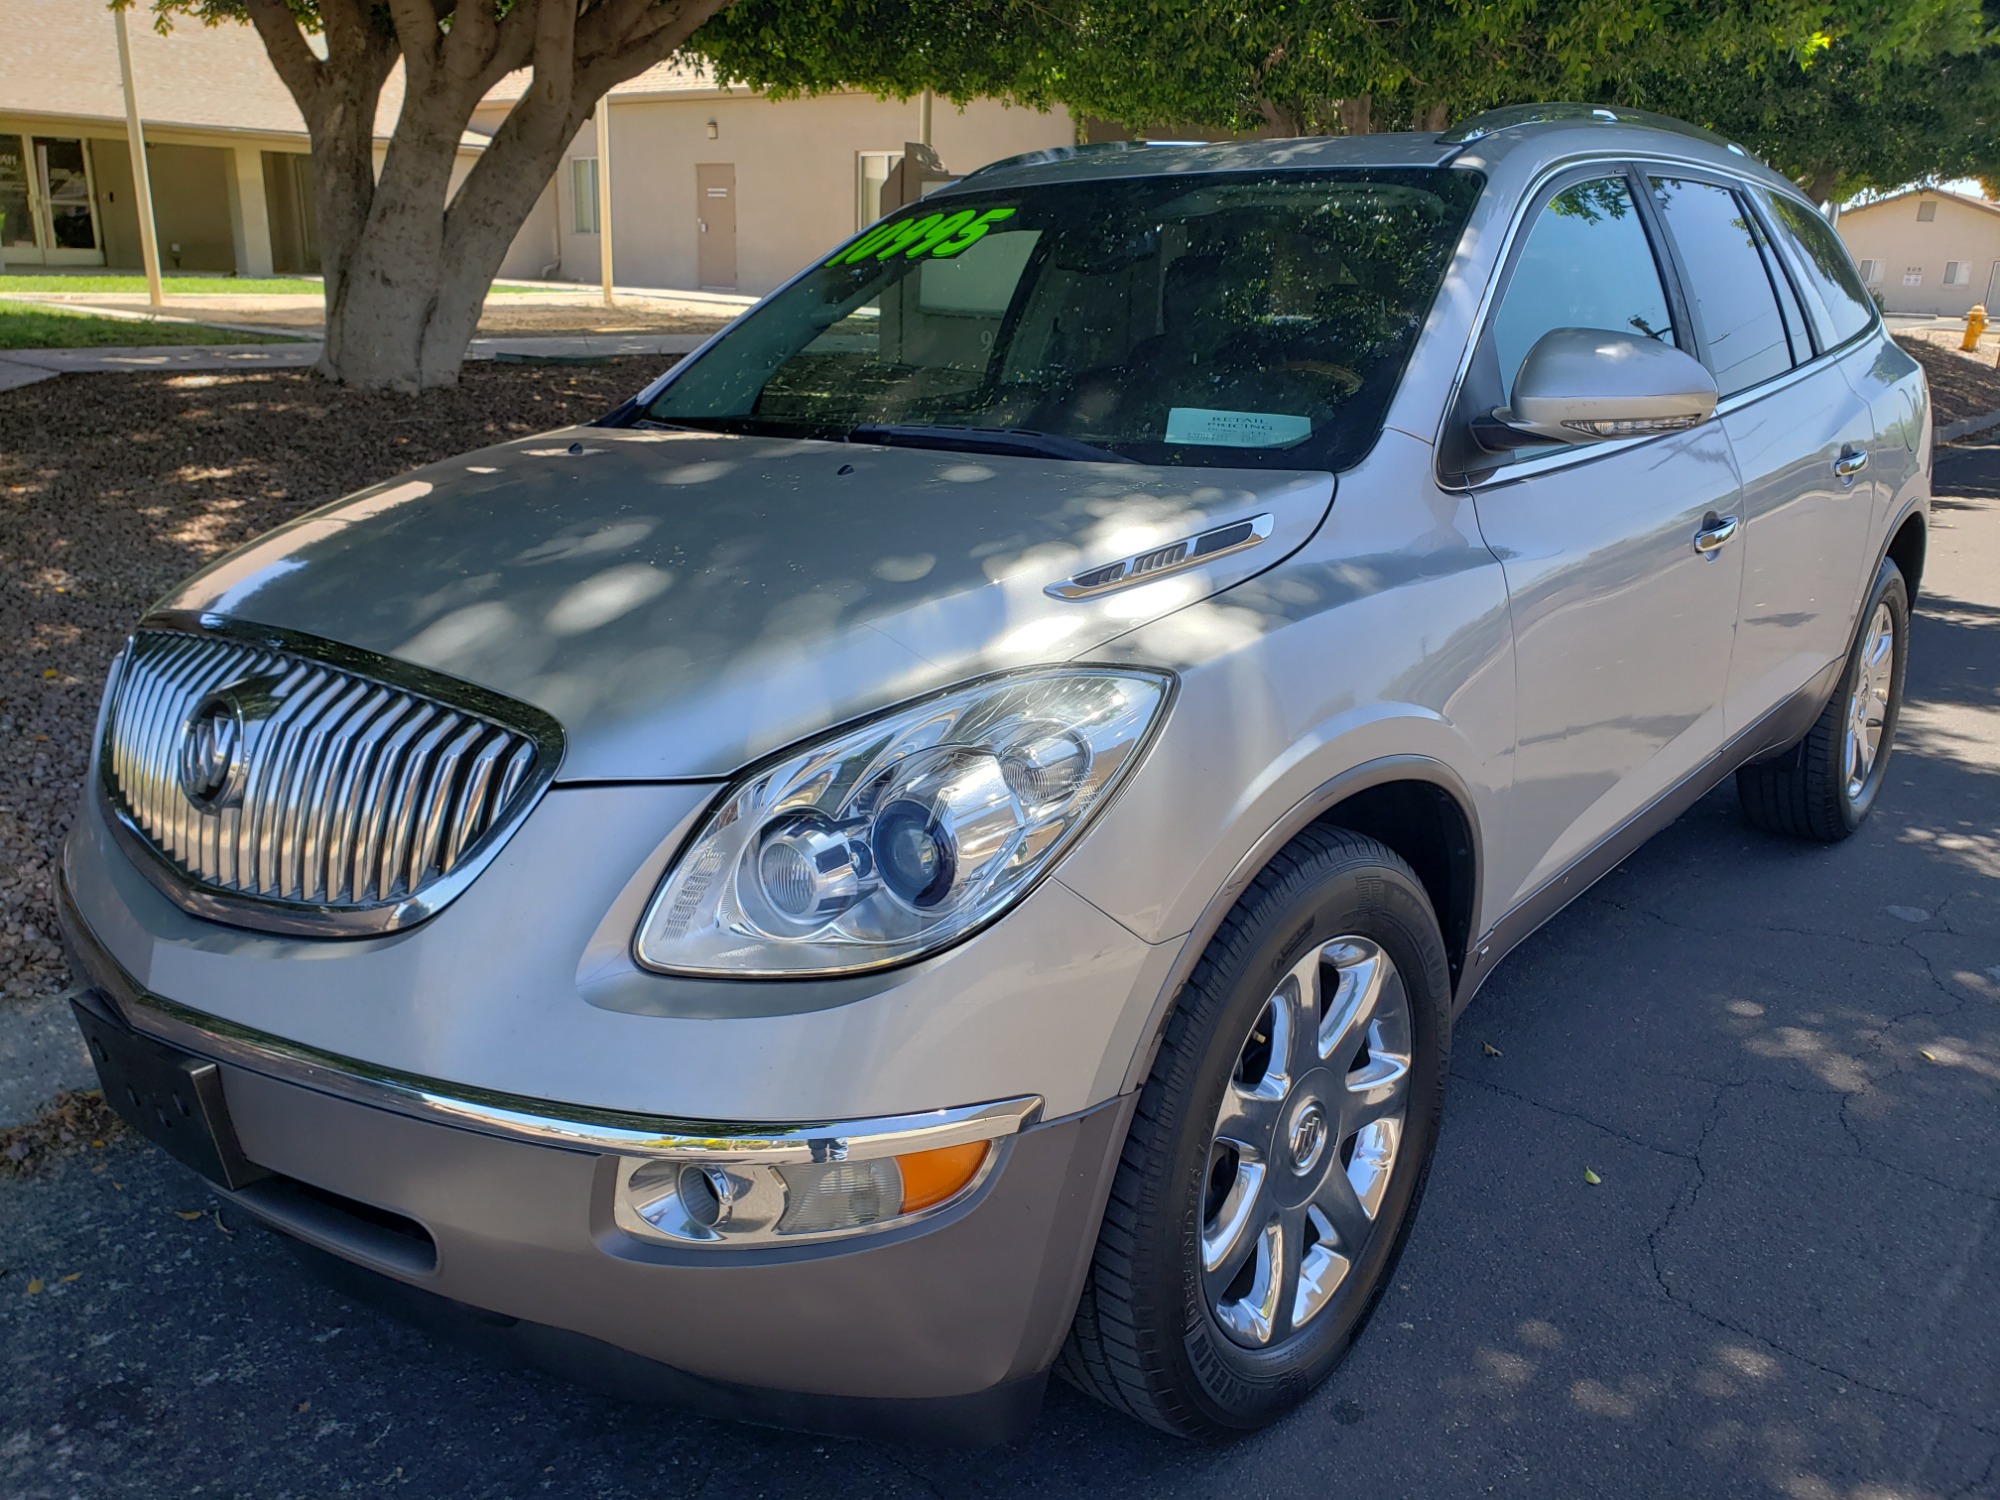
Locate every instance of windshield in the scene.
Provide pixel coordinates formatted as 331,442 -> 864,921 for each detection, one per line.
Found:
638,168 -> 1482,470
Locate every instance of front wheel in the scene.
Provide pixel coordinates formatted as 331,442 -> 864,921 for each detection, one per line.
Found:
1737,557 -> 1909,841
1058,827 -> 1451,1438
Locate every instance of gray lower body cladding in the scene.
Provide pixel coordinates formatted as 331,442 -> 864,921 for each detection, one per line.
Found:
60,893 -> 1135,1441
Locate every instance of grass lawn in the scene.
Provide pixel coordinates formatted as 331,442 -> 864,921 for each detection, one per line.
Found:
0,303 -> 299,349
0,274 -> 541,295
0,274 -> 328,296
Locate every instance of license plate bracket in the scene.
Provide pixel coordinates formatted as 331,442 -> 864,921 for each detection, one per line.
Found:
72,994 -> 271,1191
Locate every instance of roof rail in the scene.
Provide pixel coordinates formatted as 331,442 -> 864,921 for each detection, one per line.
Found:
1440,102 -> 1750,159
960,139 -> 1209,181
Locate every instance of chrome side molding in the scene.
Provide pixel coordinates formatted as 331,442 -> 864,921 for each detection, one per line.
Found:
1046,513 -> 1274,600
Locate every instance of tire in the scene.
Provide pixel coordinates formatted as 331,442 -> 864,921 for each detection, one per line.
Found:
1736,558 -> 1909,842
1058,826 -> 1452,1438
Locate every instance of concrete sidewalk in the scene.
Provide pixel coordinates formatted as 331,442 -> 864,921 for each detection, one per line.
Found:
0,331 -> 707,392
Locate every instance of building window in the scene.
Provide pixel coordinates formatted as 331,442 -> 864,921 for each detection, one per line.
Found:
1944,261 -> 1972,286
1856,259 -> 1883,286
571,157 -> 600,235
1917,200 -> 1937,222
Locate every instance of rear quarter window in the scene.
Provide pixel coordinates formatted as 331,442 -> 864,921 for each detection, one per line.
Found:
1765,196 -> 1877,350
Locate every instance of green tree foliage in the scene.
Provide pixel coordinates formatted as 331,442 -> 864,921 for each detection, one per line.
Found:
693,0 -> 1993,178
1622,39 -> 2000,200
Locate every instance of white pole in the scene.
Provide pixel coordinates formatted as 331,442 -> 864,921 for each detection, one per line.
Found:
113,4 -> 165,308
595,101 -> 614,307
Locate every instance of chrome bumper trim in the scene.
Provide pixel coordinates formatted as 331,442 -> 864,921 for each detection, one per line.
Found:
58,873 -> 1040,1164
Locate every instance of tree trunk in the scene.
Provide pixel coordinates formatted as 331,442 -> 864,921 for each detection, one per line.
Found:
1416,103 -> 1449,133
1802,164 -> 1840,205
1336,96 -> 1373,135
240,0 -> 728,391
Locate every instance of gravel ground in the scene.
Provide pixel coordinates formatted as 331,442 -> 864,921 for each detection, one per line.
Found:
1896,335 -> 2000,427
0,358 -> 671,1017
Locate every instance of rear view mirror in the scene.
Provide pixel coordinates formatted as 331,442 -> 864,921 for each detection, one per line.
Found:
1494,328 -> 1718,444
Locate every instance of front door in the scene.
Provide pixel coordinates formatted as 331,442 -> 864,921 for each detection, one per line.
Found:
1467,172 -> 1746,911
696,162 -> 736,291
1987,260 -> 2000,314
0,135 -> 105,266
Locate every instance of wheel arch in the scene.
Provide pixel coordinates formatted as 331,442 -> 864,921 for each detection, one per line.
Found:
1886,507 -> 1926,602
1118,755 -> 1482,1096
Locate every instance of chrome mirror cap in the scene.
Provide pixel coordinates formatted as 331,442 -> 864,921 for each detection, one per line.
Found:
1495,327 -> 1720,444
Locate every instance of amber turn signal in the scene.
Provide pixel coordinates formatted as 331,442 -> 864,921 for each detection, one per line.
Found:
895,1140 -> 991,1212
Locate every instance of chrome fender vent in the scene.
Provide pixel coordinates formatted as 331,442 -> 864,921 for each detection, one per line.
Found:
97,621 -> 563,937
1045,513 -> 1274,600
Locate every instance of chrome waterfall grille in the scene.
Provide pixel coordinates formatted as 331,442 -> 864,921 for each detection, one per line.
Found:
98,626 -> 560,935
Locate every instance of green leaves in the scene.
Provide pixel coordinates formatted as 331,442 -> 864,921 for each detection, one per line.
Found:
688,0 -> 1995,185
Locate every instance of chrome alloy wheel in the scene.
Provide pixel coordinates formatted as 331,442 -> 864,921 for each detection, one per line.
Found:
1844,602 -> 1896,802
1201,936 -> 1413,1349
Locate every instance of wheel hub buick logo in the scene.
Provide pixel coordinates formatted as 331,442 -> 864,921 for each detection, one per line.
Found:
179,692 -> 248,811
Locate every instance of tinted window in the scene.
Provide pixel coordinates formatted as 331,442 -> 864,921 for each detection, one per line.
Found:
643,169 -> 1482,471
1489,177 -> 1677,404
1766,195 -> 1876,348
1760,218 -> 1814,362
1649,178 -> 1792,397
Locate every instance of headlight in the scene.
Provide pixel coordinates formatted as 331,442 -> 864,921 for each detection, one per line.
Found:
634,668 -> 1171,976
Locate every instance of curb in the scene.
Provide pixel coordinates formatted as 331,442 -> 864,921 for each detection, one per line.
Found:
1937,407 -> 2000,444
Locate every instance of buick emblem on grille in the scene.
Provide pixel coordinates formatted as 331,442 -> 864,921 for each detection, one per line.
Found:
178,692 -> 248,811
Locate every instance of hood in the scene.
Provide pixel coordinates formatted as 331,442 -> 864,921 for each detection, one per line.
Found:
161,429 -> 1333,779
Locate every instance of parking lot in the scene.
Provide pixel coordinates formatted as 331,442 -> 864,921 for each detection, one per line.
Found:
2,440 -> 1997,1499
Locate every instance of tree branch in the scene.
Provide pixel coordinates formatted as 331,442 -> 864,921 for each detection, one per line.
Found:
239,0 -> 324,114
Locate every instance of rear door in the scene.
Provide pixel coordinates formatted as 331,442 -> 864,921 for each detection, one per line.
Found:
1643,174 -> 1875,739
1459,169 -> 1747,912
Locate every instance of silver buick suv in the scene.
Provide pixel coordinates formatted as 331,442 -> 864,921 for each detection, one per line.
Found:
60,105 -> 1929,1442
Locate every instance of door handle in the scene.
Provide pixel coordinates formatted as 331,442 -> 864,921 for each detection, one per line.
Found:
1693,513 -> 1740,558
1833,446 -> 1869,480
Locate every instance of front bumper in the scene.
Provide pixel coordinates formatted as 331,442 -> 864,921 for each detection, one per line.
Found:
61,885 -> 1135,1441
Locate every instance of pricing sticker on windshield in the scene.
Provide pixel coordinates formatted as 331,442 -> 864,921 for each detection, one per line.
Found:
1165,407 -> 1313,448
825,208 -> 1019,267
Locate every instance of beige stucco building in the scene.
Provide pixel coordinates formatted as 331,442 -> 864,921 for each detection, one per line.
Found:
1,0 -> 1072,296
476,63 -> 1074,295
0,0 -> 481,276
1835,186 -> 2000,316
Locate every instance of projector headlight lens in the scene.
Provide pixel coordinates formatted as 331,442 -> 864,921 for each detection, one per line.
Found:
634,668 -> 1170,976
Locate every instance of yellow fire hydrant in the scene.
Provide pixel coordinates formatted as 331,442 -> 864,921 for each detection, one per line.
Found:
1963,304 -> 1988,350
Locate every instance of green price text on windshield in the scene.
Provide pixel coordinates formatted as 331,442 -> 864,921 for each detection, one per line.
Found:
824,208 -> 1019,267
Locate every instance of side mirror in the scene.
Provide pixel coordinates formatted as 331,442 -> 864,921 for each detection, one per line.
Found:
1494,327 -> 1719,444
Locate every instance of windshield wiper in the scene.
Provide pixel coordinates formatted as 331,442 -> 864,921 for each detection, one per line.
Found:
847,424 -> 1132,465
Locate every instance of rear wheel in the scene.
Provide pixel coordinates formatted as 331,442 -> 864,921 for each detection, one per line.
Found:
1737,558 -> 1909,842
1059,826 -> 1451,1437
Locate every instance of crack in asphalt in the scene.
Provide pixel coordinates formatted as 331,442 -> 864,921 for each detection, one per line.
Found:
1458,1062 -> 2000,1439
1949,1443 -> 2000,1500
1579,888 -> 1912,950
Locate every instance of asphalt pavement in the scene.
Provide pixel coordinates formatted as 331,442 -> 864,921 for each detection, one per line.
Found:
4,449 -> 1998,1499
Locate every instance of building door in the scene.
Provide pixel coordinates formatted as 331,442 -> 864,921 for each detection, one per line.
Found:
36,138 -> 103,265
0,137 -> 34,261
1986,260 -> 2000,312
696,163 -> 736,291
0,135 -> 105,266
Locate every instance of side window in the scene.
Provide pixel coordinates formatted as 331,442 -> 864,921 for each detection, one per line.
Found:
1489,176 -> 1678,404
1648,178 -> 1792,397
1764,196 -> 1877,349
1744,204 -> 1813,362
